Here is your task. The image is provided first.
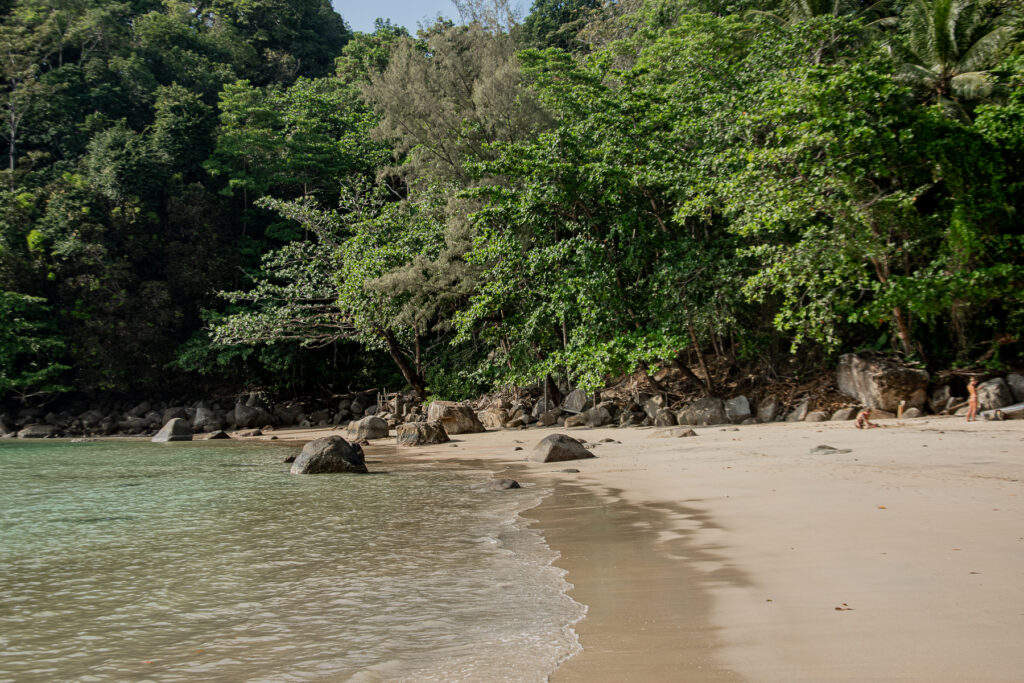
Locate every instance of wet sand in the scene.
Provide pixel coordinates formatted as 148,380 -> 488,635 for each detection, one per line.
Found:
265,417 -> 1024,682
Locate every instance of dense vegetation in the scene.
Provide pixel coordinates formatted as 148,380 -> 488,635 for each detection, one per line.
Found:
1,0 -> 1021,404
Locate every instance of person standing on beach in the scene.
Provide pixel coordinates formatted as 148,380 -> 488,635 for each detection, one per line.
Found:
966,377 -> 979,422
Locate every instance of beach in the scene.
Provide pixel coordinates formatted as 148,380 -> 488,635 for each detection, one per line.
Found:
273,416 -> 1024,681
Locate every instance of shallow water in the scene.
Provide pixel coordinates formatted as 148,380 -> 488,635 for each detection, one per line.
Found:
0,440 -> 583,682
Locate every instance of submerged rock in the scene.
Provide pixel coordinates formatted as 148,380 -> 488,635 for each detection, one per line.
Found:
290,436 -> 367,474
487,478 -> 521,490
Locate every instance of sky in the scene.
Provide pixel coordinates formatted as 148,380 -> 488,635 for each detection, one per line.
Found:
332,1 -> 528,34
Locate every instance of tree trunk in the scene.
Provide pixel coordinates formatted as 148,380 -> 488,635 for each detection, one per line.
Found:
379,328 -> 428,399
892,306 -> 913,357
672,354 -> 709,397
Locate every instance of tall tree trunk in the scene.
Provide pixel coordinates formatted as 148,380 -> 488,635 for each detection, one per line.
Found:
379,328 -> 428,399
892,306 -> 913,357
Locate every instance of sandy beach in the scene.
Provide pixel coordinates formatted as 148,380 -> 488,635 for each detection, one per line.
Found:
269,417 -> 1024,682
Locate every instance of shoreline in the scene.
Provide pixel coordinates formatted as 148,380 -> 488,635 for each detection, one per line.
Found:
240,418 -> 1024,680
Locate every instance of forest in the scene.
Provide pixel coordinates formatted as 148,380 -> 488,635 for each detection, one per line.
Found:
1,0 -> 1021,405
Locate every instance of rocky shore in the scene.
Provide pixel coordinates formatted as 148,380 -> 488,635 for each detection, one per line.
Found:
3,354 -> 1023,440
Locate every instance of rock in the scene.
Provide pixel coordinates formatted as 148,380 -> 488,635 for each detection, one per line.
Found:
79,409 -> 106,429
152,418 -> 192,443
532,398 -> 558,418
364,405 -> 379,416
724,396 -> 752,424
17,424 -> 60,438
868,409 -> 896,420
805,411 -> 830,423
192,402 -> 223,433
928,385 -> 951,414
396,420 -> 450,447
128,401 -> 151,418
427,401 -> 486,434
487,479 -> 521,490
786,400 -> 810,422
652,427 -> 698,438
309,409 -> 332,426
347,416 -> 389,441
200,430 -> 231,439
619,410 -> 646,427
560,468 -> 581,473
505,416 -> 530,429
274,403 -> 306,426
537,408 -> 562,427
810,444 -> 852,455
837,354 -> 929,411
653,408 -> 678,427
756,396 -> 779,423
902,407 -> 924,419
284,454 -> 297,463
982,402 -> 1024,420
831,407 -> 856,421
563,414 -> 587,428
1006,374 -> 1024,403
561,389 -> 591,414
234,402 -> 273,429
584,402 -> 615,427
642,395 -> 666,420
350,394 -> 374,415
118,416 -> 149,433
977,377 -> 1014,411
290,436 -> 368,474
236,429 -> 263,437
678,397 -> 727,426
528,434 -> 596,463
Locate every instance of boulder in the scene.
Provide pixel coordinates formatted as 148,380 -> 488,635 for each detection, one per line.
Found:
677,397 -> 727,426
79,409 -> 106,429
563,414 -> 587,428
528,434 -> 596,463
831,407 -> 856,421
786,400 -> 810,422
561,389 -> 591,414
192,402 -> 223,433
290,436 -> 368,474
868,409 -> 896,420
478,410 -> 507,430
203,430 -> 231,440
977,377 -> 1014,411
273,403 -> 306,426
928,385 -> 951,414
756,396 -> 779,423
350,394 -> 374,415
347,416 -> 389,441
532,398 -> 558,418
426,401 -> 486,434
236,429 -> 263,437
17,424 -> 60,438
724,396 -> 752,424
234,402 -> 273,429
396,420 -> 450,447
836,354 -> 929,411
584,402 -> 616,427
309,409 -> 332,426
487,479 -> 521,490
1006,374 -> 1024,403
619,411 -> 646,427
118,416 -> 149,433
902,407 -> 924,419
152,418 -> 193,443
642,395 -> 666,420
537,408 -> 562,427
128,401 -> 151,418
653,408 -> 678,427
652,427 -> 698,438
805,411 -> 830,423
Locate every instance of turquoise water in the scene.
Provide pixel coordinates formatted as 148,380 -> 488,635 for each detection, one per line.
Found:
0,440 -> 583,682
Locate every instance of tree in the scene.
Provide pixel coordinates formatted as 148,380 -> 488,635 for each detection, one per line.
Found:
896,0 -> 1014,119
521,0 -> 601,50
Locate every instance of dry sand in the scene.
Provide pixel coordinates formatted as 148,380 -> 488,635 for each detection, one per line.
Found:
265,417 -> 1024,682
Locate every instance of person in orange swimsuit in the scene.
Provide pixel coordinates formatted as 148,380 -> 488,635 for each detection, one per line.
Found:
966,376 -> 979,422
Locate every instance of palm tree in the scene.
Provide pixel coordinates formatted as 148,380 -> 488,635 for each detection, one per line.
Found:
897,0 -> 1013,119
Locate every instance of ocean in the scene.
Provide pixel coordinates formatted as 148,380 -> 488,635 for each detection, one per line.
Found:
0,439 -> 584,682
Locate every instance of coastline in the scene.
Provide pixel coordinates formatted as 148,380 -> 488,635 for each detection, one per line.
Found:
264,417 -> 1024,681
